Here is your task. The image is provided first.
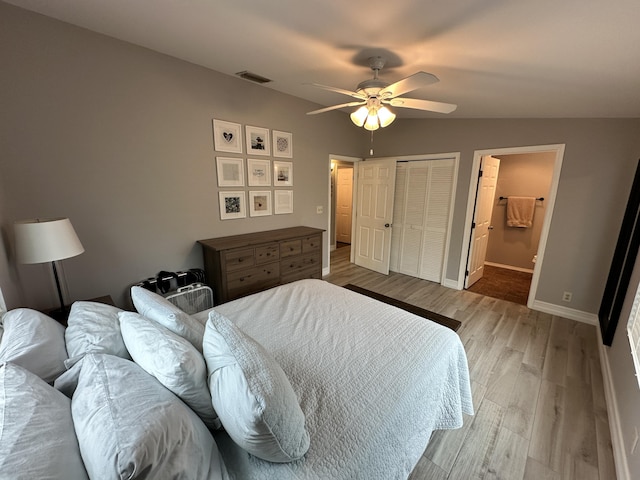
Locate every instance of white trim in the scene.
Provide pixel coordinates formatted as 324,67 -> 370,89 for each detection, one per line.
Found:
484,261 -> 534,274
458,144 -> 566,309
328,154 -> 362,275
529,299 -> 598,325
442,278 -> 460,290
598,329 -> 631,480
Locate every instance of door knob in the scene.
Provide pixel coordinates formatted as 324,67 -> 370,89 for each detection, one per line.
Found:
384,223 -> 392,228
488,226 -> 494,230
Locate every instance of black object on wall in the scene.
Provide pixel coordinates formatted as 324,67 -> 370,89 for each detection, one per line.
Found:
599,159 -> 640,346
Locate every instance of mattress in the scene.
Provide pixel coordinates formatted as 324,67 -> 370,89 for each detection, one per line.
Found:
194,279 -> 473,479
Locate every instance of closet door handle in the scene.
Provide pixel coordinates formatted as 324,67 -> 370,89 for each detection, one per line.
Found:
384,223 -> 392,228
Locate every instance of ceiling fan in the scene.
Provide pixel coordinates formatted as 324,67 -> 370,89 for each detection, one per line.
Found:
306,56 -> 457,130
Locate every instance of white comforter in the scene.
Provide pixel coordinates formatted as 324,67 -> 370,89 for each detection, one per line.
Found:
195,279 -> 473,480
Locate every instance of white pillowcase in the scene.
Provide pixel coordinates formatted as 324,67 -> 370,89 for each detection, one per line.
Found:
0,363 -> 88,479
119,311 -> 220,429
64,301 -> 129,368
0,308 -> 67,383
203,311 -> 310,463
131,286 -> 205,352
70,353 -> 227,480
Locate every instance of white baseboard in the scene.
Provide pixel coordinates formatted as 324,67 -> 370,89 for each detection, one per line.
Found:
484,261 -> 534,274
597,329 -> 631,480
443,278 -> 462,290
529,300 -> 598,325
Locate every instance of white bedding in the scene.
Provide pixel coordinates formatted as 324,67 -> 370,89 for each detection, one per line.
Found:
194,279 -> 473,479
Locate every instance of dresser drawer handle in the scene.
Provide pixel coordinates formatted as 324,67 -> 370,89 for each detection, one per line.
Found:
239,277 -> 245,282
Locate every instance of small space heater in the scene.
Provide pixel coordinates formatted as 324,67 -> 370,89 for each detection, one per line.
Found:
164,283 -> 214,314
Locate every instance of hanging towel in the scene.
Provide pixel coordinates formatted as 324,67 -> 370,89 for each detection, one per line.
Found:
506,196 -> 536,228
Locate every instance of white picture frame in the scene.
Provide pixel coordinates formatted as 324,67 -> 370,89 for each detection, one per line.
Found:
219,191 -> 246,220
213,119 -> 242,153
273,161 -> 293,186
272,130 -> 293,158
274,190 -> 293,215
247,158 -> 271,187
216,157 -> 245,187
249,190 -> 272,217
245,125 -> 270,156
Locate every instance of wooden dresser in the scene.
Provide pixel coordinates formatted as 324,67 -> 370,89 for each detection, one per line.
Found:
198,226 -> 324,304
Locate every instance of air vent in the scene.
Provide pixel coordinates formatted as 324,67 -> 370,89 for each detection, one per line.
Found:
235,71 -> 272,84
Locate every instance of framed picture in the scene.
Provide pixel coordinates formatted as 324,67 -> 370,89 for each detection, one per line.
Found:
219,191 -> 246,220
249,191 -> 272,217
247,158 -> 271,186
273,161 -> 293,186
274,190 -> 293,214
272,130 -> 293,158
216,157 -> 244,187
245,125 -> 270,156
213,119 -> 242,153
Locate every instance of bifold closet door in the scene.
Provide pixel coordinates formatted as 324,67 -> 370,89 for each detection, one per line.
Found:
390,159 -> 455,283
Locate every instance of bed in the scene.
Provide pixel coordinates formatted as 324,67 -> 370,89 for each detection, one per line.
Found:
194,279 -> 474,479
0,278 -> 472,480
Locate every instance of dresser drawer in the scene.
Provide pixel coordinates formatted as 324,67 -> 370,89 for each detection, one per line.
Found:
302,235 -> 321,253
280,252 -> 320,277
280,239 -> 302,258
255,244 -> 279,264
224,248 -> 255,272
227,263 -> 280,299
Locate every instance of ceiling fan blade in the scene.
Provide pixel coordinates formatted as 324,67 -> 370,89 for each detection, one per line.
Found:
379,72 -> 439,98
306,101 -> 366,115
306,83 -> 366,99
388,97 -> 457,114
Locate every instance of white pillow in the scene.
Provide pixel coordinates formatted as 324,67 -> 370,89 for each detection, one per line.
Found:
0,363 -> 88,479
131,286 -> 205,352
0,308 -> 67,383
203,311 -> 310,463
70,353 -> 227,480
64,301 -> 129,368
119,311 -> 220,430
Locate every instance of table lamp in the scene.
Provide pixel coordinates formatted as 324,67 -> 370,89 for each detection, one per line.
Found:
14,217 -> 85,314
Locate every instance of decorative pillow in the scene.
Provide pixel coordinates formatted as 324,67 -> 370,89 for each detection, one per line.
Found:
71,353 -> 227,480
64,301 -> 129,368
203,311 -> 310,463
0,308 -> 67,383
119,311 -> 220,429
131,286 -> 205,352
0,363 -> 88,479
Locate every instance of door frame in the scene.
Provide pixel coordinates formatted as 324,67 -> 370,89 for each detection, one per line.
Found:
458,144 -> 565,308
327,154 -> 362,275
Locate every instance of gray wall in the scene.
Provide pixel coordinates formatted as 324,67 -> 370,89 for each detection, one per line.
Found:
0,3 -> 362,308
487,152 -> 556,270
372,118 -> 640,312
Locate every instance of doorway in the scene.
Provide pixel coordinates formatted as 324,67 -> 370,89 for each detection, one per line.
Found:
461,145 -> 565,308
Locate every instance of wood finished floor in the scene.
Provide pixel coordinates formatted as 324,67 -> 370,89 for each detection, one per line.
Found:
324,246 -> 617,480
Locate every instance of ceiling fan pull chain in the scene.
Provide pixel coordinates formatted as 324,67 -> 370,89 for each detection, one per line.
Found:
370,130 -> 374,156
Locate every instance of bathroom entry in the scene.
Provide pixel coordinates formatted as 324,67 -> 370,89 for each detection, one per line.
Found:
464,149 -> 557,305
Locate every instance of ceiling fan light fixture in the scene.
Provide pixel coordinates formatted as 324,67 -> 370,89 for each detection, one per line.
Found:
377,106 -> 396,128
363,113 -> 380,131
350,106 -> 369,127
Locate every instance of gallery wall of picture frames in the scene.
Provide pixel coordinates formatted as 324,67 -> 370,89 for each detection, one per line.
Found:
212,119 -> 294,220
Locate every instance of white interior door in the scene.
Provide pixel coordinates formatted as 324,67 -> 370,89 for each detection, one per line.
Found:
354,159 -> 397,274
335,167 -> 353,244
466,155 -> 500,287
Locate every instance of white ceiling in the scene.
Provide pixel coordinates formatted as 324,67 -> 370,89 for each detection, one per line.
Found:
7,0 -> 640,118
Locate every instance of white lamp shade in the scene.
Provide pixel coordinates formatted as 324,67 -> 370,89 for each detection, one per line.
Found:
377,106 -> 396,128
350,106 -> 369,127
364,113 -> 380,131
14,218 -> 85,264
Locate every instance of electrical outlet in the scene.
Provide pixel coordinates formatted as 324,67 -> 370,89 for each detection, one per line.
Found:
562,291 -> 572,302
316,206 -> 323,214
